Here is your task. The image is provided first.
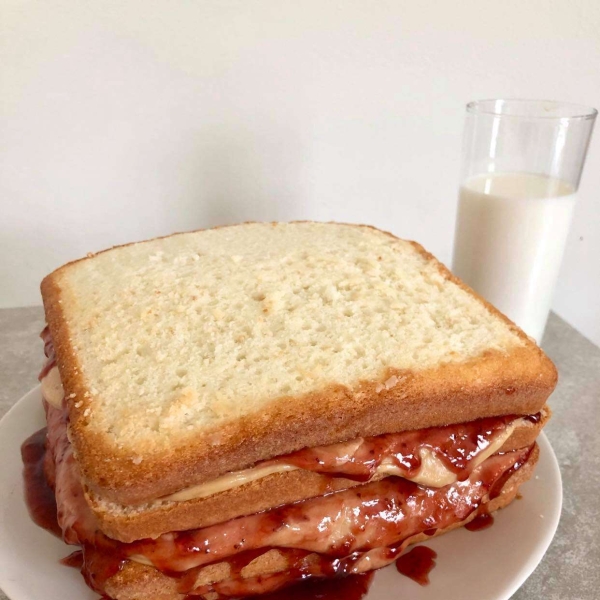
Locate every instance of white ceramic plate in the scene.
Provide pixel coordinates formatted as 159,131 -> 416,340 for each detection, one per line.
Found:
0,387 -> 562,600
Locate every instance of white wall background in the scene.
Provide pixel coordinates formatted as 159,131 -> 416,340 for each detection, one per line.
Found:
1,0 -> 599,345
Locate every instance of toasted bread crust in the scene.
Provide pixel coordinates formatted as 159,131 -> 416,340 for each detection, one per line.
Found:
41,223 -> 557,505
91,407 -> 549,542
102,444 -> 539,600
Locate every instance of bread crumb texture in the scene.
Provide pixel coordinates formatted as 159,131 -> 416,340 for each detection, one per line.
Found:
50,223 -> 523,452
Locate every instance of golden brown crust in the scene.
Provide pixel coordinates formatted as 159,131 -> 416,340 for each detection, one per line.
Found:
103,444 -> 540,600
91,407 -> 550,542
41,223 -> 558,505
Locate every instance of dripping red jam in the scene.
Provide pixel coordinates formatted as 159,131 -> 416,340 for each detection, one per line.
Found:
395,546 -> 438,586
465,513 -> 495,532
21,427 -> 61,538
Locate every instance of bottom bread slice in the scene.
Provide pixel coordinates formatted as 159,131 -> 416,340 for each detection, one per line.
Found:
103,444 -> 539,600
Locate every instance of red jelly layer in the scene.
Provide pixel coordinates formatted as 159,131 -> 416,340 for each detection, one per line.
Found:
271,412 -> 522,483
24,402 -> 532,598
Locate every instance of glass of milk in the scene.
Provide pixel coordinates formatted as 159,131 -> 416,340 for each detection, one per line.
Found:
452,99 -> 596,343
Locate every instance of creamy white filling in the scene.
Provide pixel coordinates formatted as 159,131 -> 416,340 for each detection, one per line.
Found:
130,554 -> 153,566
162,422 -> 516,503
377,424 -> 516,487
165,463 -> 299,502
41,366 -> 64,409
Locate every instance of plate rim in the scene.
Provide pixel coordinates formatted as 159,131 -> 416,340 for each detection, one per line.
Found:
496,429 -> 563,599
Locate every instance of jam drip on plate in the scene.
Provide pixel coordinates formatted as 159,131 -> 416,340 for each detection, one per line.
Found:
465,513 -> 495,532
395,546 -> 437,586
247,572 -> 374,600
21,427 -> 61,538
23,408 -> 128,593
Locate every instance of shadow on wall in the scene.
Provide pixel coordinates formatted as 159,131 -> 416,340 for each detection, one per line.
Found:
170,121 -> 312,231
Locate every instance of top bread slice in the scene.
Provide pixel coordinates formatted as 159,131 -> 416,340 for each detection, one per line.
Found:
40,222 -> 557,505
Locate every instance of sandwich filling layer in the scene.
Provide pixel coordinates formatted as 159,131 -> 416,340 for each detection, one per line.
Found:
163,416 -> 518,501
39,398 -> 533,597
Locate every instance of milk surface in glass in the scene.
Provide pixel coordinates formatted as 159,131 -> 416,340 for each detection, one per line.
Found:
453,172 -> 575,342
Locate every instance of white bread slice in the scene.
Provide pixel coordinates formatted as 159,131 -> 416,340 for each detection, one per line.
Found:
89,406 -> 549,543
41,222 -> 556,505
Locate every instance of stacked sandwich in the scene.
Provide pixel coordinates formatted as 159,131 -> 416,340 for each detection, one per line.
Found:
35,222 -> 556,599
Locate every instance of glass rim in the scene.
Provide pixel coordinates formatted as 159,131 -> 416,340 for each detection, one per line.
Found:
466,98 -> 598,121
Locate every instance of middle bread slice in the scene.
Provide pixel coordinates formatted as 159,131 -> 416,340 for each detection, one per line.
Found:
89,407 -> 549,543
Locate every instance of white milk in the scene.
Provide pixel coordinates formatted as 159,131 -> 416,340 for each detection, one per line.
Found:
452,172 -> 576,342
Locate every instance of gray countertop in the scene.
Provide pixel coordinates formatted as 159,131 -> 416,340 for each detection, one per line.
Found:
1,307 -> 598,600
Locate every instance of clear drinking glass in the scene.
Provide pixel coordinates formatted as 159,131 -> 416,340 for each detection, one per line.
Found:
452,99 -> 596,343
